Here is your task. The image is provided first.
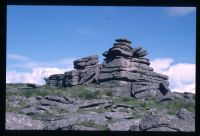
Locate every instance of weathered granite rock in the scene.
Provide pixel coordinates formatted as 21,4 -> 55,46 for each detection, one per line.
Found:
27,96 -> 39,106
182,92 -> 195,99
44,112 -> 107,130
79,64 -> 101,84
74,55 -> 98,69
108,119 -> 141,131
20,106 -> 52,115
105,112 -> 133,120
45,74 -> 64,87
61,125 -> 98,130
45,55 -> 100,87
6,84 -> 195,131
177,108 -> 195,122
98,38 -> 170,99
6,112 -> 44,130
63,70 -> 80,86
79,99 -> 112,109
7,96 -> 28,108
44,95 -> 70,104
45,38 -> 171,100
115,38 -> 132,44
139,109 -> 195,132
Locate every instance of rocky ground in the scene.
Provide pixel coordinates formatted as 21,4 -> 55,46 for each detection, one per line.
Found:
6,83 -> 195,131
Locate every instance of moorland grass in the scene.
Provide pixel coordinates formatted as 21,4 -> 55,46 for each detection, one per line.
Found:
6,84 -> 195,113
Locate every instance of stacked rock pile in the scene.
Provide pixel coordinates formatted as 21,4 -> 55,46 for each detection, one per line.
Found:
45,55 -> 100,87
63,55 -> 101,86
73,55 -> 99,69
98,38 -> 170,98
44,74 -> 64,87
45,38 -> 170,99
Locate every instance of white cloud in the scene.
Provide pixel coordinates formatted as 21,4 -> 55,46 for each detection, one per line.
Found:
163,63 -> 195,93
150,58 -> 195,94
7,53 -> 76,85
8,53 -> 76,69
150,58 -> 174,73
6,67 -> 71,85
7,54 -> 31,61
165,7 -> 196,16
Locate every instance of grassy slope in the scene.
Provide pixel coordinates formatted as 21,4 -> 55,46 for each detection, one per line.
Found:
6,84 -> 195,114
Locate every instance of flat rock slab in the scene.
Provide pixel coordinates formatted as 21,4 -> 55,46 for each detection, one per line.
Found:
139,109 -> 195,132
61,125 -> 99,130
79,99 -> 112,108
108,119 -> 141,131
115,38 -> 132,44
105,112 -> 133,120
6,112 -> 44,130
44,112 -> 107,130
19,106 -> 52,115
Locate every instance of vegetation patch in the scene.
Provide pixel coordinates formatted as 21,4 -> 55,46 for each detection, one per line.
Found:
6,84 -> 195,116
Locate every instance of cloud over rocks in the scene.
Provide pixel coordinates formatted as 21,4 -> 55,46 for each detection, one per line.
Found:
150,58 -> 195,94
7,53 -> 195,93
6,67 -> 70,85
150,58 -> 174,73
7,53 -> 76,85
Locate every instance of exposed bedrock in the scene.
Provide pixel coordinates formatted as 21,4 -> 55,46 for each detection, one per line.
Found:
98,38 -> 170,98
45,38 -> 170,99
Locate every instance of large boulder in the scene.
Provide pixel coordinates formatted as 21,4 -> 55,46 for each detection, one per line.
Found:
139,109 -> 195,132
177,108 -> 195,122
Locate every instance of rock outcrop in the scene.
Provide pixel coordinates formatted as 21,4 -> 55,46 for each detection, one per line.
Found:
6,112 -> 44,130
44,38 -> 170,99
6,93 -> 195,131
45,55 -> 100,87
99,38 -> 170,98
139,109 -> 195,131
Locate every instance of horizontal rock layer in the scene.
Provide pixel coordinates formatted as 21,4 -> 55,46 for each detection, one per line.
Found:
45,38 -> 170,99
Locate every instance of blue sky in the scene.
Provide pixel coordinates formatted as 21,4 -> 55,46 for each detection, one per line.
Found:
6,6 -> 196,93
